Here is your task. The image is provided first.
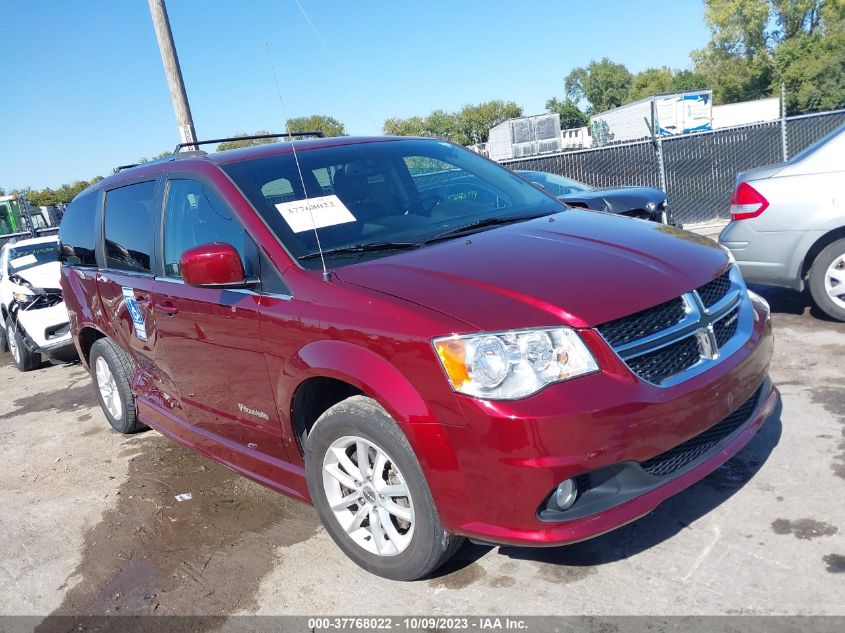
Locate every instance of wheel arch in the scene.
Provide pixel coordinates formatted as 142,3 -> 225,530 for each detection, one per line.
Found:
286,340 -> 436,455
77,324 -> 107,368
800,226 -> 845,279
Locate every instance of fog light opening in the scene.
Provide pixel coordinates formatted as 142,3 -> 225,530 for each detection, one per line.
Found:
554,478 -> 578,511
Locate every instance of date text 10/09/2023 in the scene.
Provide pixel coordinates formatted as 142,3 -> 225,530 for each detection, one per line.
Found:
307,617 -> 529,630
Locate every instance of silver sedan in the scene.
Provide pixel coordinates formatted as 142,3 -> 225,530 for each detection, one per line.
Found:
720,125 -> 845,321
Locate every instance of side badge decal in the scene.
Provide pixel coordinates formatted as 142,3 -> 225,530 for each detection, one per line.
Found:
122,286 -> 148,341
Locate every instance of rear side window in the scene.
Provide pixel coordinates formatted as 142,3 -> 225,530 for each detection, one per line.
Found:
58,191 -> 99,267
103,181 -> 157,273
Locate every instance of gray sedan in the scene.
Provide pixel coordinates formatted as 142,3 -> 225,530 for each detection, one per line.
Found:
720,125 -> 845,321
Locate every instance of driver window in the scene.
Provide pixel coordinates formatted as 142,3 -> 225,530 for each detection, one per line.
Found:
162,179 -> 248,278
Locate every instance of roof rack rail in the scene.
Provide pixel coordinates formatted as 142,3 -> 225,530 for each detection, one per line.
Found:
113,163 -> 139,173
172,131 -> 324,154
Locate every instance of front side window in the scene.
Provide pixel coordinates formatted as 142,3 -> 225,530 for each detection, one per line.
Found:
221,139 -> 560,269
163,179 -> 247,278
104,181 -> 157,273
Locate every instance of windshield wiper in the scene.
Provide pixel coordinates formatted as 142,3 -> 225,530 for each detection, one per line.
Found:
299,241 -> 422,260
423,211 -> 556,244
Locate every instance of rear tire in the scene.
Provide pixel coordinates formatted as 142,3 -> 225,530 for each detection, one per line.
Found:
6,318 -> 40,372
305,395 -> 463,580
89,338 -> 146,433
809,238 -> 845,322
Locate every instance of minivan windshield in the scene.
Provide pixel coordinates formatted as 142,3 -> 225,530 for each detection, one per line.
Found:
221,139 -> 563,268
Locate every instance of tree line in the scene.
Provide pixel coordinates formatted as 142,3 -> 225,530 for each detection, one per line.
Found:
10,0 -> 843,204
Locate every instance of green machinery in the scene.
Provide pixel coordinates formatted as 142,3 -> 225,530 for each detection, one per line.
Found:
0,193 -> 41,235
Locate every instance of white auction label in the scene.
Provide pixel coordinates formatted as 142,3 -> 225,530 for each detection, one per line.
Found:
10,254 -> 37,268
275,194 -> 356,233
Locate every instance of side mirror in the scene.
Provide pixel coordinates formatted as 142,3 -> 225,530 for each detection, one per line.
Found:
179,242 -> 257,288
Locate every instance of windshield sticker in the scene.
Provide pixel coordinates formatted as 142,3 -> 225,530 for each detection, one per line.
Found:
10,254 -> 37,269
122,286 -> 148,342
275,194 -> 356,234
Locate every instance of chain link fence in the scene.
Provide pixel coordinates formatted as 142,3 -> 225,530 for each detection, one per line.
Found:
501,108 -> 845,225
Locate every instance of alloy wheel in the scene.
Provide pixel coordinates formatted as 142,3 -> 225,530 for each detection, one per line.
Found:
824,254 -> 845,310
322,435 -> 415,556
95,356 -> 123,421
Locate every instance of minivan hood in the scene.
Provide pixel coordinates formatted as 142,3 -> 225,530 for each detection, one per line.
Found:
10,261 -> 62,291
335,210 -> 729,331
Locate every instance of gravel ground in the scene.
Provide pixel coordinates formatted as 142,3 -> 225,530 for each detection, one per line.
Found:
0,284 -> 843,625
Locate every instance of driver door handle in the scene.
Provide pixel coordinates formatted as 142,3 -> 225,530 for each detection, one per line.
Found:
155,301 -> 179,317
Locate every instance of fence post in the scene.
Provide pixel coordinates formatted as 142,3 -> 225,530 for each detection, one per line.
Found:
650,100 -> 668,193
780,82 -> 789,161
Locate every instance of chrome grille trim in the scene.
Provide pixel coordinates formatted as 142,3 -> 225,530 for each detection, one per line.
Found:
597,267 -> 753,387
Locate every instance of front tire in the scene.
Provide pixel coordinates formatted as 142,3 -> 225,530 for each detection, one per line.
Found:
89,338 -> 146,433
809,238 -> 845,322
6,318 -> 40,372
305,395 -> 463,580
0,317 -> 8,353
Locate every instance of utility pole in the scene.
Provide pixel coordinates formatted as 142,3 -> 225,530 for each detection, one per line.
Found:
147,0 -> 197,148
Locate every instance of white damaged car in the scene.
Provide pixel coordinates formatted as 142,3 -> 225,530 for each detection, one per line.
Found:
0,236 -> 76,371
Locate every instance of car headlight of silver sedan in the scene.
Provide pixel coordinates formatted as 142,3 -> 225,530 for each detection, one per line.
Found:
433,328 -> 599,400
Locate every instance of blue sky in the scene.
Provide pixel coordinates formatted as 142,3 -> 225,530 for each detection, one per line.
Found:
0,0 -> 709,190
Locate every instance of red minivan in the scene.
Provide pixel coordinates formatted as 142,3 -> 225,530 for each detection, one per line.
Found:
59,136 -> 776,580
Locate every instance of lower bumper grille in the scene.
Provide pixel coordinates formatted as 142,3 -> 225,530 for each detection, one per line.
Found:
640,386 -> 762,477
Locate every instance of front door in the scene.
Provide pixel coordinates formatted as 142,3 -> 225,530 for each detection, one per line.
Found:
151,177 -> 286,460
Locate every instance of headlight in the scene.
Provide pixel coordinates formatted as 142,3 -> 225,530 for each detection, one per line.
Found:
12,291 -> 35,305
720,244 -> 737,265
433,328 -> 599,400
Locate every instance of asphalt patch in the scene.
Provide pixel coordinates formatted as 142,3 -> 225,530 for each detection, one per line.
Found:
771,518 -> 838,540
37,433 -> 319,628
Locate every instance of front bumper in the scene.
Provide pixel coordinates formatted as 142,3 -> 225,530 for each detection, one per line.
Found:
11,302 -> 75,359
409,297 -> 774,546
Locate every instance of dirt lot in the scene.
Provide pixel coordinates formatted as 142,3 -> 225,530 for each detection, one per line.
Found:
1,284 -> 843,623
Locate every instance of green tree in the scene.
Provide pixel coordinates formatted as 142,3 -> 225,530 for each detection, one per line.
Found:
627,67 -> 676,101
216,130 -> 276,152
544,97 -> 588,129
771,1 -> 845,112
24,176 -> 104,206
455,101 -> 523,145
564,58 -> 633,114
286,114 -> 346,137
137,150 -> 171,164
689,0 -> 837,106
383,100 -> 522,145
383,115 -> 427,137
671,69 -> 710,92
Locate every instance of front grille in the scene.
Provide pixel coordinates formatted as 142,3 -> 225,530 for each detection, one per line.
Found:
596,297 -> 687,347
696,271 -> 731,309
626,336 -> 701,385
640,386 -> 761,477
713,308 -> 740,347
